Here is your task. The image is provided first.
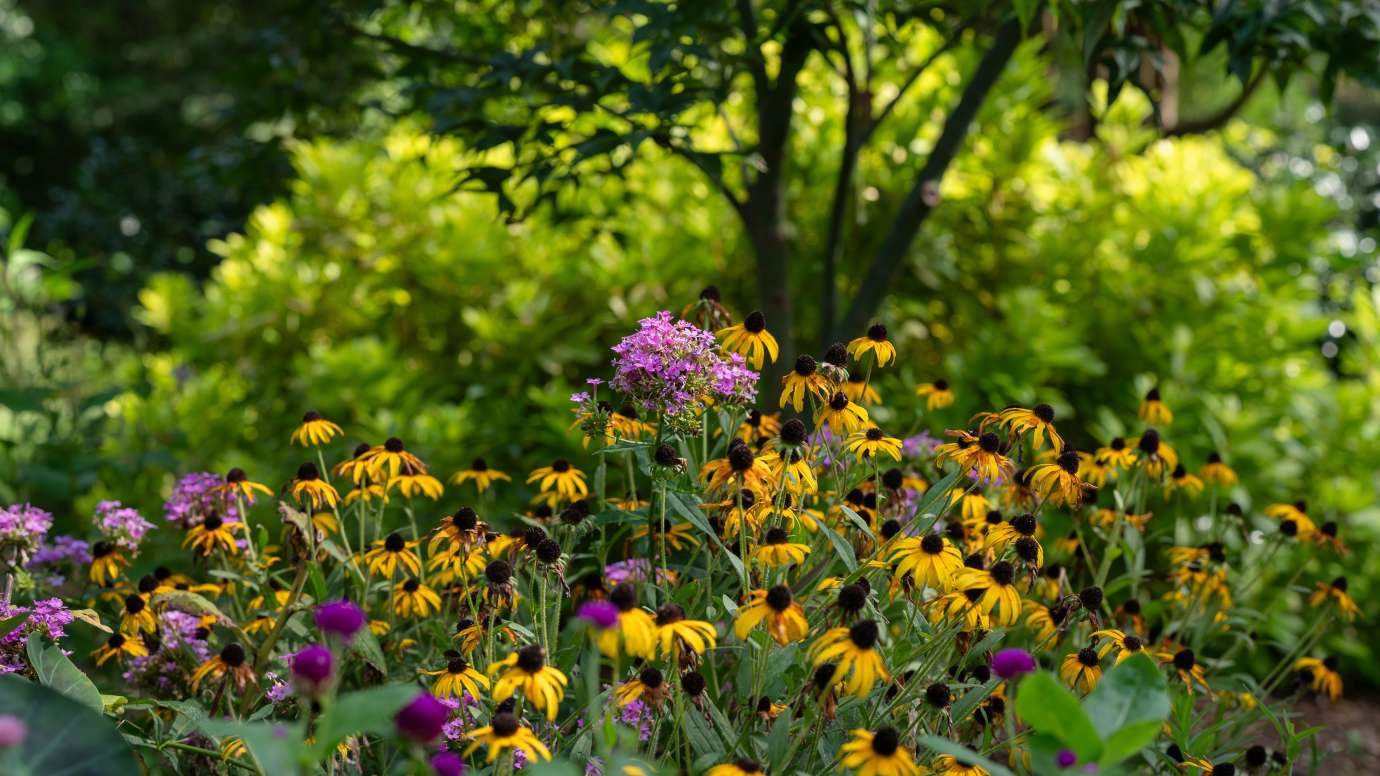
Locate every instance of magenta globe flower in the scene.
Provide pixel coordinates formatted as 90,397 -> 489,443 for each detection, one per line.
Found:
992,648 -> 1037,679
291,644 -> 333,693
315,600 -> 366,641
577,600 -> 619,630
430,751 -> 465,776
395,692 -> 449,742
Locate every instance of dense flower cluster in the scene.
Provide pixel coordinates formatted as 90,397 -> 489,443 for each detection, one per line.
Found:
610,310 -> 758,424
0,298 -> 1360,776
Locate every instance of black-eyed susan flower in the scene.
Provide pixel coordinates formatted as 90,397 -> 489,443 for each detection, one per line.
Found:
1095,436 -> 1136,470
290,462 -> 339,509
489,644 -> 568,720
632,517 -> 701,552
1171,649 -> 1210,692
449,457 -> 511,493
736,409 -> 781,444
843,369 -> 882,404
427,544 -> 486,586
89,541 -> 128,586
425,652 -> 490,700
915,379 -> 954,410
91,631 -> 149,666
343,483 -> 387,507
183,513 -> 241,556
614,666 -> 669,708
392,578 -> 442,618
839,726 -> 921,776
1028,450 -> 1094,508
214,468 -> 273,502
995,404 -> 1063,450
332,442 -> 373,480
702,442 -> 774,496
1092,629 -> 1163,665
119,593 -> 157,634
291,410 -> 343,447
598,584 -> 657,659
654,602 -> 718,661
1022,599 -> 1065,642
848,324 -> 897,367
1309,577 -> 1359,621
717,310 -> 779,369
888,534 -> 963,592
1059,646 -> 1102,693
1181,758 -> 1237,775
1166,464 -> 1204,497
527,459 -> 589,503
844,426 -> 903,462
1295,656 -> 1342,700
1139,388 -> 1172,425
463,712 -> 552,764
931,755 -> 990,776
762,449 -> 819,496
1265,501 -> 1316,536
754,527 -> 811,568
816,391 -> 870,435
357,437 -> 428,483
387,461 -> 444,500
191,643 -> 255,692
1199,452 -> 1237,486
1077,451 -> 1112,487
428,507 -> 488,554
707,759 -> 767,776
954,561 -> 1022,626
1135,429 -> 1178,478
987,513 -> 1044,567
935,431 -> 1013,485
734,585 -> 809,645
780,355 -> 832,411
810,619 -> 890,698
361,533 -> 421,579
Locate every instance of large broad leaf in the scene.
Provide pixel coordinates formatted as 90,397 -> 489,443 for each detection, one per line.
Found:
815,518 -> 858,571
26,633 -> 103,712
1013,670 -> 1103,762
200,718 -> 306,775
0,674 -> 140,775
1083,653 -> 1171,764
311,683 -> 417,758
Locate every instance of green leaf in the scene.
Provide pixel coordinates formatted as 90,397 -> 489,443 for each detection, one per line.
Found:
0,612 -> 29,640
348,627 -> 389,678
26,633 -> 103,712
816,518 -> 858,571
918,735 -> 1016,776
522,761 -> 581,776
152,590 -> 230,623
1013,671 -> 1104,762
1100,719 -> 1164,766
1083,653 -> 1171,764
765,706 -> 793,771
201,718 -> 306,775
910,469 -> 964,524
0,674 -> 140,775
312,684 -> 417,758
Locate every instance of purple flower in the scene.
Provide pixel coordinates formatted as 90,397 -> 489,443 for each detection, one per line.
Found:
395,693 -> 449,742
0,503 -> 53,555
163,472 -> 239,529
570,392 -> 591,404
316,600 -> 366,641
266,675 -> 292,703
431,752 -> 465,776
610,311 -> 758,426
29,536 -> 91,567
291,644 -> 333,692
95,500 -> 155,553
0,598 -> 73,674
992,648 -> 1037,679
0,715 -> 25,747
577,600 -> 620,630
1056,749 -> 1078,767
902,432 -> 940,456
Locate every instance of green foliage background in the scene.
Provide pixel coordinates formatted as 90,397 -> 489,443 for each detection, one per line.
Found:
4,4 -> 1380,692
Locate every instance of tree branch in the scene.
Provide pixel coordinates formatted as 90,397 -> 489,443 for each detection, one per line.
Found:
835,18 -> 1022,341
1158,66 -> 1266,137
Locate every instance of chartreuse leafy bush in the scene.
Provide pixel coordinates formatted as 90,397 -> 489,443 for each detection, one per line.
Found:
0,290 -> 1357,775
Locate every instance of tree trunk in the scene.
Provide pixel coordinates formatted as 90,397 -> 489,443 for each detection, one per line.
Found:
834,19 -> 1022,341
